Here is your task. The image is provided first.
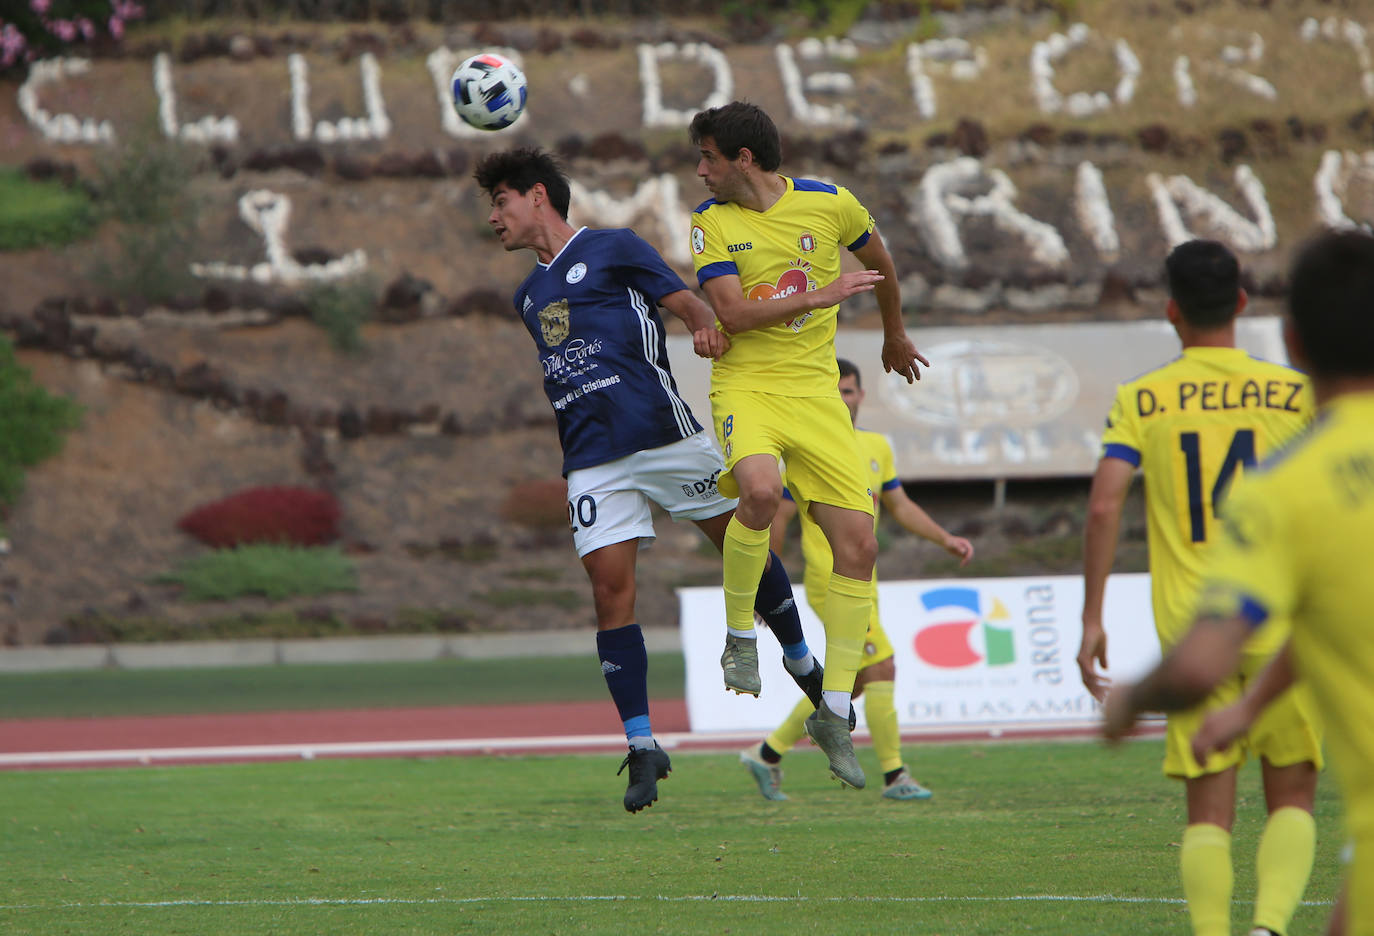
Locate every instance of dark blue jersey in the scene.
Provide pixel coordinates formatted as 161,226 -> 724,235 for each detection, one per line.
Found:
514,227 -> 704,474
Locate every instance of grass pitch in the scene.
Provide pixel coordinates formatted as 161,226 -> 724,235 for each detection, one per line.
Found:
2,740 -> 1344,935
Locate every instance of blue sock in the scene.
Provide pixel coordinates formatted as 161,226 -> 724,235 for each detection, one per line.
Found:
597,623 -> 651,744
754,551 -> 808,658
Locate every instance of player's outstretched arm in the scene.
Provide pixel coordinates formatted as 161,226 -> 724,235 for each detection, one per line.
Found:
1079,456 -> 1134,702
660,288 -> 730,360
700,271 -> 880,335
880,485 -> 972,565
1102,612 -> 1250,742
1191,639 -> 1297,763
852,232 -> 928,383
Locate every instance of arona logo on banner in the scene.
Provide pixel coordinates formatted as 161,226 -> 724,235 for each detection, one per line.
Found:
914,586 -> 1014,669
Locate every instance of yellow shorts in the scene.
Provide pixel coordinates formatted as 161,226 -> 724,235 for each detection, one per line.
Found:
710,389 -> 873,515
1163,650 -> 1325,779
802,572 -> 894,668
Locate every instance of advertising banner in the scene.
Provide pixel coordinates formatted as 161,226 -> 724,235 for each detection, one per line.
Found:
680,573 -> 1162,735
665,318 -> 1287,481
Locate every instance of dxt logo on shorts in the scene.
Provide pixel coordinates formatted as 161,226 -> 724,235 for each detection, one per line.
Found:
680,469 -> 721,498
913,587 -> 1014,669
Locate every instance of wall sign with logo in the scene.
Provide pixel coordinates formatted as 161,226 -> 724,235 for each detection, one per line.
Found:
679,573 -> 1160,734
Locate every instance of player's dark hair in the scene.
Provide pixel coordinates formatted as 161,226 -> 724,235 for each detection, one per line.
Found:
689,101 -> 782,173
1164,239 -> 1241,328
837,358 -> 862,388
1287,229 -> 1374,378
473,147 -> 571,220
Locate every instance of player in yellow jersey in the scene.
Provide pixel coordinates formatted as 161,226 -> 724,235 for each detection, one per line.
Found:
688,101 -> 928,789
1082,239 -> 1323,936
739,359 -> 973,802
1106,229 -> 1374,936
1107,230 -> 1374,933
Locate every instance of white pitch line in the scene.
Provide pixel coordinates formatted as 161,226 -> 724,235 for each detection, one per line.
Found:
0,894 -> 1336,911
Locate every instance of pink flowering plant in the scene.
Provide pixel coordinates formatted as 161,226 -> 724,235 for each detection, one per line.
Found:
0,0 -> 143,76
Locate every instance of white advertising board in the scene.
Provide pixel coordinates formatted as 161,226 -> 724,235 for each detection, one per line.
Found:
665,318 -> 1288,481
680,573 -> 1162,734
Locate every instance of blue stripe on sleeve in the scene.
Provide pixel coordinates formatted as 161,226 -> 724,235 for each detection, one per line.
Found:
881,478 -> 901,491
1238,595 -> 1270,629
847,229 -> 872,251
1102,443 -> 1141,467
792,178 -> 838,194
781,488 -> 795,502
696,260 -> 738,284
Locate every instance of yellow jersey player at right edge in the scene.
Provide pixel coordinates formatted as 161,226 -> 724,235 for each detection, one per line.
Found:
688,101 -> 928,789
1103,229 -> 1374,936
1080,239 -> 1322,936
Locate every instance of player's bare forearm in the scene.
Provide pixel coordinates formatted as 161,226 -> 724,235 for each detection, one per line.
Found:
701,272 -> 880,334
1104,614 -> 1250,740
882,488 -> 971,563
1081,458 -> 1133,623
1240,640 -> 1297,718
660,288 -> 717,334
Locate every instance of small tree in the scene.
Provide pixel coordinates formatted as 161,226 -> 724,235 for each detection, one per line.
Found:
0,335 -> 83,507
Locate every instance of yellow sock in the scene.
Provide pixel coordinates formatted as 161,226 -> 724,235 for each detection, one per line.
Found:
766,697 -> 814,756
1180,823 -> 1233,936
722,516 -> 770,634
1253,806 -> 1316,935
864,680 -> 903,774
820,572 -> 870,696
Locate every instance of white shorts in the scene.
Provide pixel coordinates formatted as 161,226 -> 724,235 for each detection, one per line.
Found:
566,431 -> 737,558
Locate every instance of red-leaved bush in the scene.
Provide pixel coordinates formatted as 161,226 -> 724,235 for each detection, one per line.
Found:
177,486 -> 340,548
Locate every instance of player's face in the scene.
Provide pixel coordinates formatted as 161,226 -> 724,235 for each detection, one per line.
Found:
838,374 -> 864,425
696,138 -> 745,202
487,181 -> 536,251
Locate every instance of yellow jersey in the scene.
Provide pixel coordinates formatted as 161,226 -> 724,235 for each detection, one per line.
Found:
1099,346 -> 1312,647
690,176 -> 876,398
785,428 -> 898,582
1198,392 -> 1374,830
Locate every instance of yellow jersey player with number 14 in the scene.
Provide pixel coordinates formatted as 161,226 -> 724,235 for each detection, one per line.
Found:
1081,239 -> 1323,936
1103,229 -> 1374,936
687,101 -> 928,791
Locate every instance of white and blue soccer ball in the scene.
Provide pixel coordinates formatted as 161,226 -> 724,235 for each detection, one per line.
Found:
450,52 -> 527,131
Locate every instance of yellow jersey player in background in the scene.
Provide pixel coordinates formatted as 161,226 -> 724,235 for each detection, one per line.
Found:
1104,228 -> 1374,936
688,101 -> 928,790
1079,239 -> 1322,936
739,359 -> 972,802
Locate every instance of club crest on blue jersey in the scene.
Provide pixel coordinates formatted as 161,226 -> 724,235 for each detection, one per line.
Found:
539,299 -> 571,346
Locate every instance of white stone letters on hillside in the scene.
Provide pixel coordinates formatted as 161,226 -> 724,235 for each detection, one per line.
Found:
1030,23 -> 1140,117
1314,150 -> 1374,231
910,158 -> 1068,271
153,53 -> 239,143
1146,165 -> 1276,251
190,190 -> 367,284
775,36 -> 858,127
1074,162 -> 1119,260
906,38 -> 986,120
569,175 -> 691,265
637,43 -> 732,126
1302,17 -> 1374,99
288,52 -> 391,143
17,57 -> 114,144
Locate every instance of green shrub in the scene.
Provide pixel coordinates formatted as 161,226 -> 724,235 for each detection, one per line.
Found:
0,168 -> 96,251
0,336 -> 83,506
87,126 -> 202,303
156,544 -> 359,602
304,277 -> 377,353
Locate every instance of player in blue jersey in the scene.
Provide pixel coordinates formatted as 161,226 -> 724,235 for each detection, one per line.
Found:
474,147 -> 828,813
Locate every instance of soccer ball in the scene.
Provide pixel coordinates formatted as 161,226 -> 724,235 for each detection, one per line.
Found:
450,53 -> 527,131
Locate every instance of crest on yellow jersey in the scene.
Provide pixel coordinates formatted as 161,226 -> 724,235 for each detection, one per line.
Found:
538,299 -> 571,346
798,231 -> 816,252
